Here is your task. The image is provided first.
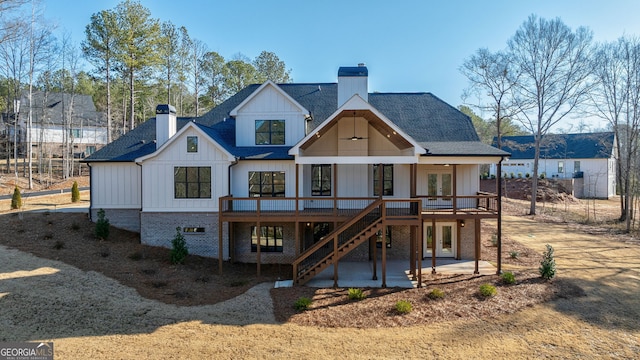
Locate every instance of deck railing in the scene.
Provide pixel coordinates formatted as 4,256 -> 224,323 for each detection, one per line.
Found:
219,192 -> 497,219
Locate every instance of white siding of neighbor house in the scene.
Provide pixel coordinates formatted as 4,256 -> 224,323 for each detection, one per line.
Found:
31,125 -> 108,145
234,85 -> 307,146
90,162 -> 141,208
141,127 -> 232,212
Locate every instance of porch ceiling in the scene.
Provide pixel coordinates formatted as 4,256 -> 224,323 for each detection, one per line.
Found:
301,109 -> 415,151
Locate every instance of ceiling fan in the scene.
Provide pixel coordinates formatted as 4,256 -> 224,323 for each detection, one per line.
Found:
340,111 -> 368,141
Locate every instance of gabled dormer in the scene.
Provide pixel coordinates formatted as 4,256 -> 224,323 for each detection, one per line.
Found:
230,80 -> 310,147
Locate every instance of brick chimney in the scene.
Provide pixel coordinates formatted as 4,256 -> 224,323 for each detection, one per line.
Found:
155,104 -> 176,149
338,63 -> 368,107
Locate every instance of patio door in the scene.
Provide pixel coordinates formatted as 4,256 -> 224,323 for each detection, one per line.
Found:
423,222 -> 456,258
421,171 -> 452,209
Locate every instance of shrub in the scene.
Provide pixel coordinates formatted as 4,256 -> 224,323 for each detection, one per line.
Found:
53,240 -> 65,250
525,173 -> 530,178
490,234 -> 498,246
395,300 -> 413,314
539,244 -> 557,280
540,172 -> 546,179
95,209 -> 110,240
517,172 -> 522,178
510,251 -> 520,259
71,222 -> 81,231
501,272 -> 516,285
510,172 -> 515,179
427,288 -> 445,300
170,227 -> 189,264
348,288 -> 366,301
71,181 -> 80,203
11,186 -> 22,209
490,174 -> 496,180
479,284 -> 497,297
294,297 -> 312,312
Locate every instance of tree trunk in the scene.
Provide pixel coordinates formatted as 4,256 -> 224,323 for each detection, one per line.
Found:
129,70 -> 135,132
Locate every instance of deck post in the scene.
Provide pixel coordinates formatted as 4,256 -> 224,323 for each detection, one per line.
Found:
256,221 -> 261,277
431,218 -> 436,274
410,226 -> 416,280
333,234 -> 338,288
381,220 -> 387,288
474,218 -> 480,274
496,160 -> 503,274
417,224 -> 422,287
453,164 -> 457,213
372,236 -> 377,280
218,216 -> 223,275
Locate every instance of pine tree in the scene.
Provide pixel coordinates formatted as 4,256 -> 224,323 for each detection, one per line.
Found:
71,181 -> 80,202
95,208 -> 110,240
170,227 -> 188,264
11,186 -> 22,209
539,244 -> 557,280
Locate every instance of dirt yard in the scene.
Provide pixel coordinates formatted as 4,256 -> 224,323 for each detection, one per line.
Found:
1,195 -> 639,358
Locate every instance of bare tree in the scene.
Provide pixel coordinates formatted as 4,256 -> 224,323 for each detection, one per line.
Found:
461,48 -> 521,149
591,36 -> 640,231
190,38 -> 207,117
509,15 -> 594,215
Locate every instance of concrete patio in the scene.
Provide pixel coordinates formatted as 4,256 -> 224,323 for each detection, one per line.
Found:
276,259 -> 496,288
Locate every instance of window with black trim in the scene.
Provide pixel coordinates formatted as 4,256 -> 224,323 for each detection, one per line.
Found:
249,171 -> 285,197
183,227 -> 205,233
255,120 -> 285,145
311,164 -> 331,196
251,225 -> 283,252
187,136 -> 198,152
174,167 -> 211,198
373,164 -> 394,196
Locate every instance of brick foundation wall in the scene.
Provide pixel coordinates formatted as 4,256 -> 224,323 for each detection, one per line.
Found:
140,212 -> 228,259
232,222 -> 296,264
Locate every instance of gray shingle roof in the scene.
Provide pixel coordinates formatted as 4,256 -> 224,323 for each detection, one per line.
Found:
497,132 -> 615,159
86,82 -> 504,162
19,91 -> 106,127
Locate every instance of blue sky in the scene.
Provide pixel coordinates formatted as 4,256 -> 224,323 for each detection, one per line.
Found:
40,0 -> 640,128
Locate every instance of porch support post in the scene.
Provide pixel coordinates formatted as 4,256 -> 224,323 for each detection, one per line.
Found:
410,226 -> 416,280
229,222 -> 235,263
496,160 -> 503,274
295,163 -> 300,218
409,163 -> 417,279
256,221 -> 261,277
417,224 -> 423,287
474,218 -> 480,274
431,218 -> 436,274
381,220 -> 387,288
333,233 -> 339,288
378,163 -> 383,198
453,164 -> 457,213
218,218 -> 224,275
295,222 -> 300,256
333,163 -> 338,217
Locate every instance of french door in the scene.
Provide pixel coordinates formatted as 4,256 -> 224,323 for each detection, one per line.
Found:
422,171 -> 452,208
423,222 -> 456,258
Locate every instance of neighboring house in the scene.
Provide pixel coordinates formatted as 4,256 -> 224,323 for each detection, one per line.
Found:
489,132 -> 616,199
84,65 -> 508,286
13,91 -> 108,158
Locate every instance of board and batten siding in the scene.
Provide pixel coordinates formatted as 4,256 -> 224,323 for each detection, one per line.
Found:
140,127 -> 232,212
91,162 -> 142,208
415,164 -> 479,196
234,85 -> 307,147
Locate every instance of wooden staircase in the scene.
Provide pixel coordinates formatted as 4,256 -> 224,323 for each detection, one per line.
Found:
292,199 -> 384,285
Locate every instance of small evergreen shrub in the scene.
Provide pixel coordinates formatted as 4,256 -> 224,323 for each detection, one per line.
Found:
170,227 -> 189,264
510,251 -> 520,259
95,209 -> 110,240
490,174 -> 496,180
540,172 -> 546,179
71,181 -> 80,202
294,297 -> 312,312
347,288 -> 366,301
490,234 -> 498,246
539,244 -> 557,280
510,172 -> 515,179
525,173 -> 530,178
517,172 -> 522,178
479,284 -> 497,297
11,186 -> 22,209
427,288 -> 445,300
395,300 -> 413,314
501,272 -> 516,285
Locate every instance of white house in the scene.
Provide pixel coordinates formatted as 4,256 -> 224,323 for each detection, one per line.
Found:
16,92 -> 108,158
85,65 -> 508,286
489,133 -> 616,199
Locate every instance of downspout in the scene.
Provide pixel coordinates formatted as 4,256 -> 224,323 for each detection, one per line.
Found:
136,162 -> 143,216
496,156 -> 504,275
87,162 -> 93,221
227,157 -> 239,195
